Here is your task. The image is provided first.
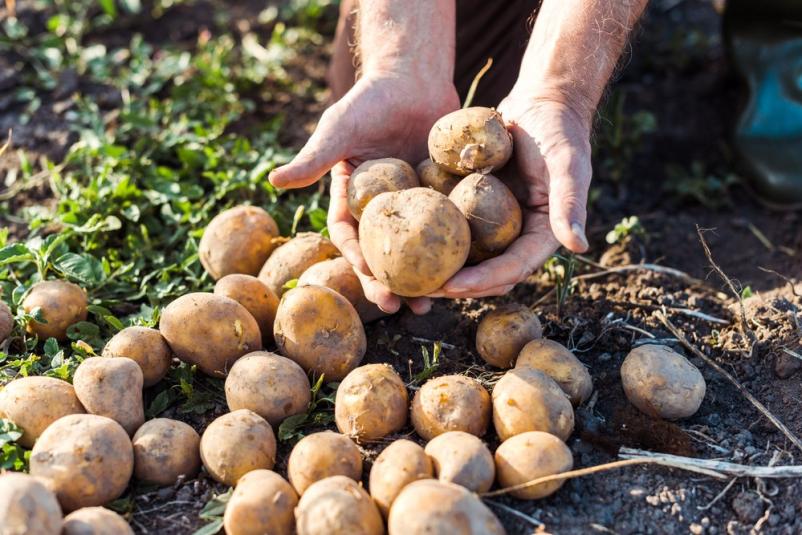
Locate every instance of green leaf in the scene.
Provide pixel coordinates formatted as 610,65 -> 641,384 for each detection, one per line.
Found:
0,243 -> 33,266
192,518 -> 223,535
145,389 -> 175,419
278,412 -> 308,442
55,253 -> 106,285
199,489 -> 232,519
98,0 -> 117,18
0,419 -> 23,447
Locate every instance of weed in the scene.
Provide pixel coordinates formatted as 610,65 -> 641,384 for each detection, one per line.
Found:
605,216 -> 647,245
594,90 -> 656,184
664,161 -> 739,209
543,254 -> 577,316
277,374 -> 338,443
412,341 -> 442,385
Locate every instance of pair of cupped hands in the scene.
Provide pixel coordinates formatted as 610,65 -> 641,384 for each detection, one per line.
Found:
269,73 -> 592,315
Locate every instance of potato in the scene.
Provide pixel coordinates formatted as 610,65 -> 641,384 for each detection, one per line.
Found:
516,339 -> 593,406
411,374 -> 490,440
73,357 -> 144,437
428,107 -> 513,176
296,475 -> 384,535
22,280 -> 88,341
494,431 -> 573,500
424,431 -> 494,493
369,439 -> 433,517
0,472 -> 62,535
223,469 -> 298,535
132,418 -> 201,486
0,300 -> 13,343
359,188 -> 471,297
30,414 -> 133,512
335,364 -> 408,440
225,351 -> 311,426
0,376 -> 85,448
102,326 -> 172,387
214,274 -> 279,343
492,367 -> 574,441
620,344 -> 706,419
287,431 -> 362,495
199,409 -> 276,486
347,158 -> 420,220
274,285 -> 365,381
62,507 -> 134,535
258,232 -> 339,296
159,292 -> 262,377
416,158 -> 460,195
388,479 -> 505,535
199,205 -> 280,280
297,257 -> 383,321
475,304 -> 542,368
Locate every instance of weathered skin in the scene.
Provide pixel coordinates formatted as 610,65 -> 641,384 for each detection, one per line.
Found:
335,363 -> 408,440
296,476 -> 383,535
132,418 -> 201,486
410,374 -> 491,440
287,431 -> 362,495
368,439 -> 433,517
516,339 -> 593,406
494,431 -> 574,500
475,304 -> 543,368
223,470 -> 298,535
0,472 -> 62,535
424,431 -> 495,493
416,158 -> 461,195
428,107 -> 513,175
102,326 -> 172,387
73,357 -> 145,436
62,506 -> 134,535
258,232 -> 339,296
214,274 -> 279,343
347,158 -> 420,220
22,280 -> 88,340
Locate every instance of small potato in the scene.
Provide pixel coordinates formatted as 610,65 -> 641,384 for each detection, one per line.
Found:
516,339 -> 593,406
274,286 -> 365,381
159,292 -> 262,377
102,326 -> 172,387
388,479 -> 505,535
359,188 -> 471,297
62,507 -> 134,535
428,107 -> 513,176
476,304 -> 542,368
224,470 -> 298,535
494,431 -> 573,500
22,280 -> 88,340
296,476 -> 384,535
297,257 -> 383,321
424,431 -> 494,493
0,300 -> 13,343
347,158 -> 420,220
30,414 -> 133,512
225,352 -> 311,426
258,232 -> 339,296
335,364 -> 408,440
73,357 -> 144,436
492,367 -> 574,442
199,205 -> 280,280
200,409 -> 276,486
214,274 -> 279,343
620,344 -> 706,419
369,439 -> 433,517
0,472 -> 62,535
416,158 -> 460,195
0,376 -> 85,448
287,431 -> 362,495
132,418 -> 201,486
411,374 -> 490,440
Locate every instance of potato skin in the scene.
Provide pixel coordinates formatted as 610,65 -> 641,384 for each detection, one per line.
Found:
495,431 -> 573,500
297,257 -> 383,321
0,472 -> 62,535
62,507 -> 134,535
225,351 -> 311,426
620,344 -> 706,419
73,357 -> 144,436
296,475 -> 384,535
102,326 -> 172,387
199,205 -> 280,280
0,376 -> 85,448
492,367 -> 574,441
335,363 -> 408,440
428,107 -> 513,176
258,232 -> 339,296
199,409 -> 276,486
223,470 -> 298,535
411,374 -> 490,440
516,339 -> 593,406
274,285 -> 366,381
347,158 -> 420,220
416,158 -> 460,195
287,431 -> 362,495
359,188 -> 471,297
159,292 -> 262,377
132,418 -> 201,486
22,280 -> 88,341
0,300 -> 13,343
30,414 -> 134,512
369,439 -> 433,517
214,274 -> 279,343
476,305 -> 542,368
424,431 -> 495,493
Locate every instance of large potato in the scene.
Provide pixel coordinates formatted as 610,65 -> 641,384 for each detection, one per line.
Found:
274,285 -> 365,381
369,439 -> 433,517
297,257 -> 383,322
428,107 -> 513,175
335,363 -> 408,440
416,158 -> 460,195
225,351 -> 311,426
494,431 -> 573,500
620,344 -> 706,419
214,274 -> 279,344
159,292 -> 262,377
258,232 -> 339,296
199,409 -> 276,486
0,300 -> 13,343
198,205 -> 280,280
347,158 -> 420,220
0,472 -> 62,535
102,326 -> 172,387
296,476 -> 384,535
30,414 -> 133,512
73,357 -> 144,436
22,280 -> 88,340
0,376 -> 85,448
516,339 -> 593,406
132,418 -> 201,486
62,507 -> 134,535
359,188 -> 471,297
223,469 -> 298,535
286,431 -> 362,495
424,431 -> 494,493
411,374 -> 490,440
475,304 -> 542,368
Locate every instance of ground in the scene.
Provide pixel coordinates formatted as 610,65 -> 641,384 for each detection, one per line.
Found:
0,0 -> 800,534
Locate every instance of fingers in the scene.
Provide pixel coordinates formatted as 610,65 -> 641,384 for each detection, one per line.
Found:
547,148 -> 591,253
353,268 -> 401,314
327,162 -> 370,275
405,297 -> 432,315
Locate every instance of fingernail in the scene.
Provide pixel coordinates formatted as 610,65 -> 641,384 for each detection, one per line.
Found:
571,222 -> 589,250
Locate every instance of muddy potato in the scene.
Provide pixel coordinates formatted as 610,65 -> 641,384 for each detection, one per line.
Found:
132,418 -> 201,486
225,352 -> 311,426
73,357 -> 144,436
475,304 -> 543,368
258,232 -> 339,296
296,475 -> 384,535
0,300 -> 13,343
0,376 -> 85,448
335,363 -> 408,440
347,158 -> 420,220
297,257 -> 383,321
369,439 -> 433,517
22,280 -> 88,341
424,431 -> 495,493
359,188 -> 471,297
199,205 -> 280,280
62,507 -> 134,535
492,367 -> 574,441
416,158 -> 460,195
214,274 -> 279,343
159,292 -> 262,377
428,107 -> 513,176
274,285 -> 366,381
30,414 -> 133,512
620,344 -> 706,419
287,431 -> 362,495
494,431 -> 573,500
200,409 -> 276,486
0,472 -> 62,535
516,339 -> 593,406
411,374 -> 490,440
224,470 -> 298,535
102,326 -> 172,387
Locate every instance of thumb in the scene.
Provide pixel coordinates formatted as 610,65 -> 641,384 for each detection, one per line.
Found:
547,149 -> 591,253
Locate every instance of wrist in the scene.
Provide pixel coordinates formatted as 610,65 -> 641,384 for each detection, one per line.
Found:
506,83 -> 596,131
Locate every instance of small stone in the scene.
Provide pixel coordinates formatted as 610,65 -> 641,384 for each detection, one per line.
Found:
701,516 -> 711,527
690,523 -> 704,534
774,352 -> 802,379
732,490 -> 764,523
